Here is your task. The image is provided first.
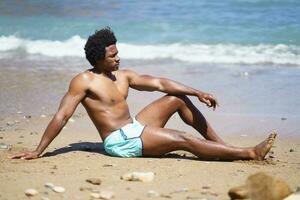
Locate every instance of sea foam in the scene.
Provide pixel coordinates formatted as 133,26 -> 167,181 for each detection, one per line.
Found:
1,35 -> 299,66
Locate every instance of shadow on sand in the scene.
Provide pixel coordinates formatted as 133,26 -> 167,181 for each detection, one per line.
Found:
42,142 -> 106,157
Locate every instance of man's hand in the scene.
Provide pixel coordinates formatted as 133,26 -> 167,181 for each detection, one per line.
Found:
198,92 -> 219,110
10,150 -> 41,160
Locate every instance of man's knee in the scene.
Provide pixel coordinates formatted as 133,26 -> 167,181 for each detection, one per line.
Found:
164,94 -> 188,107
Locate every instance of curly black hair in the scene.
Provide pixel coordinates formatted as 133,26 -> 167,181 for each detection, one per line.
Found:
84,27 -> 117,66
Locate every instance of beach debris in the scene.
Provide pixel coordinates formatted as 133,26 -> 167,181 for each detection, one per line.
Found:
90,193 -> 101,198
103,164 -> 115,167
284,193 -> 300,200
99,191 -> 115,199
25,188 -> 39,196
44,182 -> 54,189
228,172 -> 292,200
6,121 -> 14,126
202,185 -> 211,190
0,142 -> 9,150
52,186 -> 65,193
90,191 -> 114,199
147,190 -> 160,197
86,178 -> 102,185
121,171 -> 155,182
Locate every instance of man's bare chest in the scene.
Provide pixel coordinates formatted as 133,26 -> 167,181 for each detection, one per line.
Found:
87,77 -> 129,103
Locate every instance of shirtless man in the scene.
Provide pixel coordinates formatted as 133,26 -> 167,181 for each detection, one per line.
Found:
11,27 -> 276,160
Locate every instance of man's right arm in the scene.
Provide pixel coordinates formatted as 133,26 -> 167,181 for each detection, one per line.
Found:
10,73 -> 90,159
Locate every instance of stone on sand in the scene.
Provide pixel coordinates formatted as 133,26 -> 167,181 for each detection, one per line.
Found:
147,190 -> 160,197
86,178 -> 102,185
52,186 -> 65,193
25,188 -> 38,196
228,172 -> 292,200
284,193 -> 300,200
90,191 -> 114,199
121,172 -> 155,182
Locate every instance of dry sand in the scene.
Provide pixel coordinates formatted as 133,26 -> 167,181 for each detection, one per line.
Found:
1,100 -> 300,200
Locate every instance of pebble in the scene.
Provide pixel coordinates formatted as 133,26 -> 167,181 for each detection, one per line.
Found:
147,190 -> 160,197
52,186 -> 65,193
121,172 -> 154,182
25,188 -> 38,196
86,178 -> 102,185
90,193 -> 101,198
284,193 -> 300,200
103,164 -> 115,167
289,149 -> 295,152
44,182 -> 54,189
0,143 -> 9,149
99,191 -> 115,199
41,114 -> 47,118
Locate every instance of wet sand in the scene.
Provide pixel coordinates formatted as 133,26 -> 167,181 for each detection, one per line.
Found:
1,107 -> 300,200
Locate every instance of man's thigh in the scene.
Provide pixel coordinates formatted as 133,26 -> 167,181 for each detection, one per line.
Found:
136,95 -> 182,128
141,126 -> 187,157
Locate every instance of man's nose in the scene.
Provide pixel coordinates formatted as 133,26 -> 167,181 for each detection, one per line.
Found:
116,56 -> 120,62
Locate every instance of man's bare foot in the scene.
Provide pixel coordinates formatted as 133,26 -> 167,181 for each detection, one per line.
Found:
253,132 -> 277,160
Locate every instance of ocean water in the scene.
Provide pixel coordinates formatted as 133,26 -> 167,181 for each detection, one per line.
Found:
0,0 -> 300,118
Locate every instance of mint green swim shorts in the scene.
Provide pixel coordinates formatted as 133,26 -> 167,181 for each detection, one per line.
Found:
103,118 -> 145,157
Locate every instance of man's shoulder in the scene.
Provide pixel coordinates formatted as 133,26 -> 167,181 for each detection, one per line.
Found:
69,70 -> 93,88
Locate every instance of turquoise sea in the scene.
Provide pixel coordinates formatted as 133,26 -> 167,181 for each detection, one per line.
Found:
0,0 -> 300,120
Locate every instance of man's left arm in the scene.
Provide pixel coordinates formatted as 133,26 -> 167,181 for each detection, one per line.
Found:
126,70 -> 219,110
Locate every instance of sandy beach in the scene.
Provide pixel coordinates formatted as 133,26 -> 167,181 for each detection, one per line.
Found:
1,1 -> 300,198
1,98 -> 300,200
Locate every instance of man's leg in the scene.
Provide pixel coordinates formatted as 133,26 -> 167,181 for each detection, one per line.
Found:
141,126 -> 276,161
136,95 -> 225,144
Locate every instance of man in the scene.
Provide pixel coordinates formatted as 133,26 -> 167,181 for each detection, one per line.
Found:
11,27 -> 276,160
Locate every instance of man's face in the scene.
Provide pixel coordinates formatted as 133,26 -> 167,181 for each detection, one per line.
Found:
100,44 -> 120,72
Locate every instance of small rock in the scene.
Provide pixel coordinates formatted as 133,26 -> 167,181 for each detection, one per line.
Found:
80,186 -> 92,192
202,185 -> 211,189
24,115 -> 31,119
52,186 -> 65,193
228,172 -> 292,200
99,191 -> 114,199
121,172 -> 154,182
41,114 -> 47,118
6,122 -> 14,126
289,149 -> 295,152
44,182 -> 54,189
86,178 -> 102,185
25,189 -> 38,196
17,111 -> 23,114
147,190 -> 160,197
103,164 -> 115,167
90,193 -> 101,198
284,193 -> 300,200
0,143 -> 9,150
